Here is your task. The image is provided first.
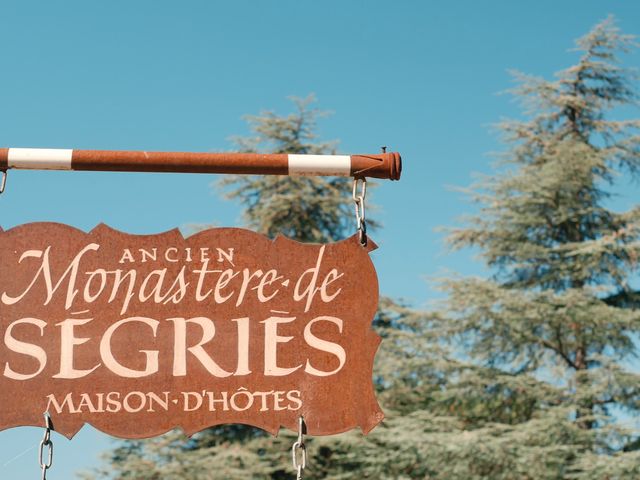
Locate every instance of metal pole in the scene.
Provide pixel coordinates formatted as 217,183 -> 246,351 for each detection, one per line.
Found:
0,148 -> 401,180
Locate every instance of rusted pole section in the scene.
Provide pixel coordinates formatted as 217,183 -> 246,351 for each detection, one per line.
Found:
0,148 -> 401,180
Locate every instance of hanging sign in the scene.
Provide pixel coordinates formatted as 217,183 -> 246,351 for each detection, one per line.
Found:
0,223 -> 383,439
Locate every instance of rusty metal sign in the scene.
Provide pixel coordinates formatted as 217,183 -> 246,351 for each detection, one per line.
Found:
0,223 -> 383,439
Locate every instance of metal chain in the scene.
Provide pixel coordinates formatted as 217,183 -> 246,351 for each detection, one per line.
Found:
352,177 -> 367,246
291,416 -> 307,480
0,170 -> 6,195
38,413 -> 54,480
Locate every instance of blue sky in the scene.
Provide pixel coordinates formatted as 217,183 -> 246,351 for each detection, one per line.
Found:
0,1 -> 638,477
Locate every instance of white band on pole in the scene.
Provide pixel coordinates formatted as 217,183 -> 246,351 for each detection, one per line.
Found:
7,148 -> 73,170
288,154 -> 351,176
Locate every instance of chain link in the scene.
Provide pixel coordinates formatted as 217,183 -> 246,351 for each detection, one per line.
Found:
38,413 -> 54,480
0,170 -> 7,195
291,416 -> 307,480
352,177 -> 367,246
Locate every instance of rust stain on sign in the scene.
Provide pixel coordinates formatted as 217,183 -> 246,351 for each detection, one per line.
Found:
0,223 -> 383,439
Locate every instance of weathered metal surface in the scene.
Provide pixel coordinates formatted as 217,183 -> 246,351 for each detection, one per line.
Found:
0,148 -> 402,180
0,223 -> 383,439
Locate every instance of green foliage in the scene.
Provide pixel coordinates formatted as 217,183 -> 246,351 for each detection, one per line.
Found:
433,16 -> 640,476
219,94 -> 376,243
